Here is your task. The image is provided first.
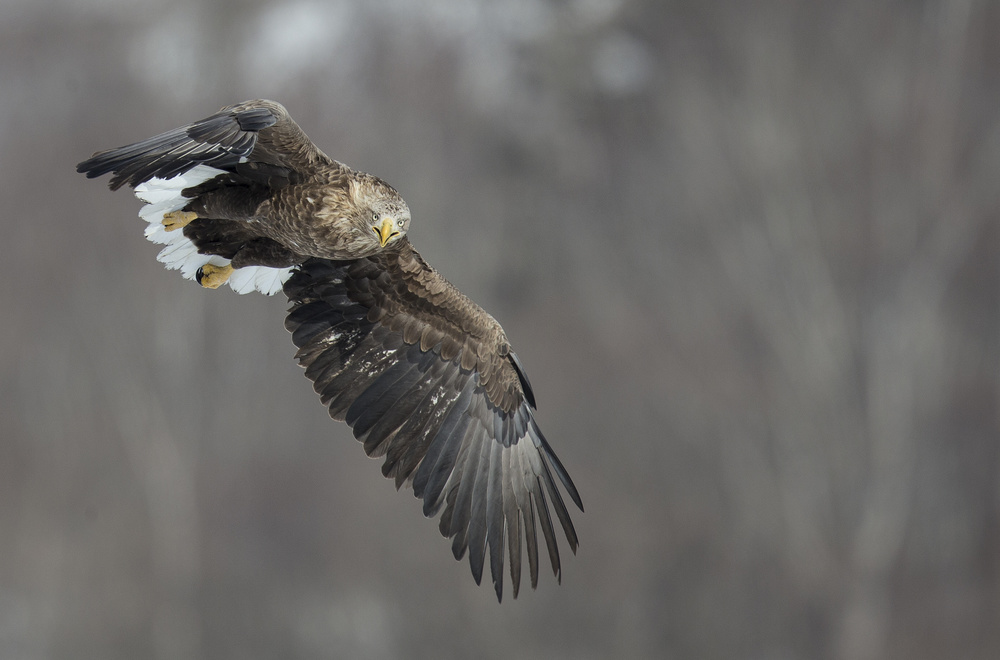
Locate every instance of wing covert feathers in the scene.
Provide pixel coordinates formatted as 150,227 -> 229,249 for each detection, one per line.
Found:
76,99 -> 333,190
283,247 -> 582,601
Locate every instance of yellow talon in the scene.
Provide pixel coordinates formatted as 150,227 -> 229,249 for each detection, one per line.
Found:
162,211 -> 197,232
196,263 -> 233,289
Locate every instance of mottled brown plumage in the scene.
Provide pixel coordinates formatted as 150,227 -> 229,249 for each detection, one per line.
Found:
77,100 -> 581,601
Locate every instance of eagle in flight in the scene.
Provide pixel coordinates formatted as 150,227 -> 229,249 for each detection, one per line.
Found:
77,100 -> 581,601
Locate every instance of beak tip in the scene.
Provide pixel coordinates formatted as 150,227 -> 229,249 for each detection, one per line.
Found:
374,217 -> 397,247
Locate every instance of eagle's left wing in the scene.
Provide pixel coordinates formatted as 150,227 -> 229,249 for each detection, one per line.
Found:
283,241 -> 582,601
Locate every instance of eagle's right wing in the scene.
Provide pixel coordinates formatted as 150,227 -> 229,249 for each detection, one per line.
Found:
76,99 -> 335,191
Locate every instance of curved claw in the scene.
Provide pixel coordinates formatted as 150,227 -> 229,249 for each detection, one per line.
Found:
196,263 -> 233,289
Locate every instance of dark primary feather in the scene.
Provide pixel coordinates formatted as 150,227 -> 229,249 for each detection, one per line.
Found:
76,99 -> 332,191
76,111 -> 260,189
284,247 -> 583,601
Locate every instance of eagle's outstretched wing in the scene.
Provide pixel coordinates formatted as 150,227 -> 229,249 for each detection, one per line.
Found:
284,243 -> 582,601
76,99 -> 334,191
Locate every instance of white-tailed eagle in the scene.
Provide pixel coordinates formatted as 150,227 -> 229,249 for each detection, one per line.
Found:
77,100 -> 582,601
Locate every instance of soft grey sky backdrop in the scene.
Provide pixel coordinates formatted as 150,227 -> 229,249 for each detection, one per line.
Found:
2,1 -> 998,658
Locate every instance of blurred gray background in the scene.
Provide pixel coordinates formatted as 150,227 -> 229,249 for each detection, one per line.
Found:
2,0 -> 998,658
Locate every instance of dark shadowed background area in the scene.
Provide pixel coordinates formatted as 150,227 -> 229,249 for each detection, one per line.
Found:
2,0 -> 998,658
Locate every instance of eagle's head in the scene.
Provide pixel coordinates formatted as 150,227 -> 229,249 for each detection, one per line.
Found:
349,173 -> 411,254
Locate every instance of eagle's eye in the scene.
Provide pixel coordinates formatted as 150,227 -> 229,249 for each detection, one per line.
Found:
397,219 -> 405,227
371,211 -> 379,222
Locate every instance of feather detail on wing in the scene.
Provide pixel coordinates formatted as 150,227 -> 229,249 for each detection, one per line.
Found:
76,99 -> 332,190
283,245 -> 582,601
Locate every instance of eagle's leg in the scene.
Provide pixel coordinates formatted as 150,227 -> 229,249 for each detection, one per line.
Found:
196,263 -> 233,289
163,211 -> 198,232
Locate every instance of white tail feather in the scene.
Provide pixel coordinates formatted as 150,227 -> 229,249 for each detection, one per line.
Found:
133,167 -> 293,295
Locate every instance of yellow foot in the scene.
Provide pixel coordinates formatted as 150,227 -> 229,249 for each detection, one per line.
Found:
196,263 -> 233,289
162,211 -> 198,232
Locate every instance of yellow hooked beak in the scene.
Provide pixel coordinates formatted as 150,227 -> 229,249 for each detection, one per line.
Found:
372,217 -> 399,247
